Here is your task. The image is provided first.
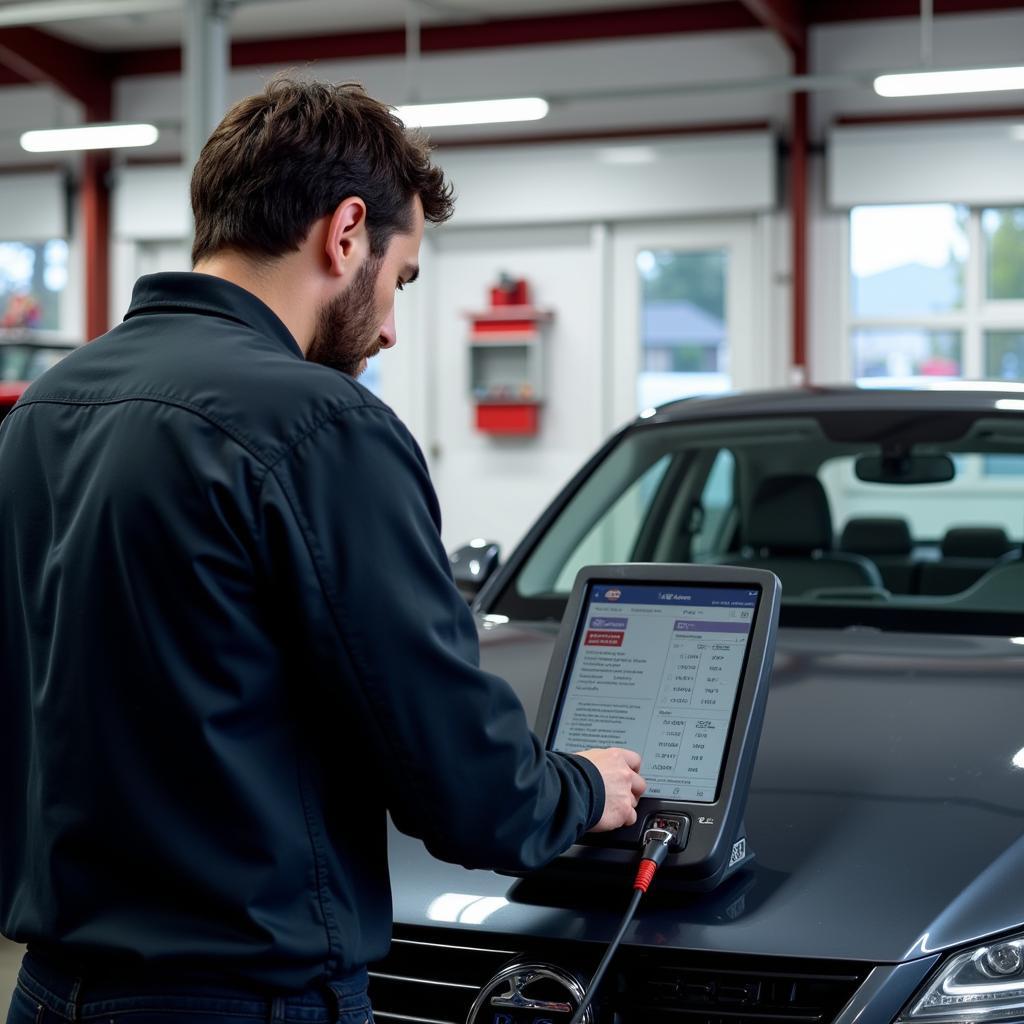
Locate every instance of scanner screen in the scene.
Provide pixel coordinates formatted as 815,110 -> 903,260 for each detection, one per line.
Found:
550,582 -> 760,803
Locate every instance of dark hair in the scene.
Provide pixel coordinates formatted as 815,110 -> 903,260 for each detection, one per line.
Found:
190,75 -> 454,265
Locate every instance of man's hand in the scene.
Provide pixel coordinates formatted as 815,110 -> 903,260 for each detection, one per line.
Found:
576,747 -> 647,832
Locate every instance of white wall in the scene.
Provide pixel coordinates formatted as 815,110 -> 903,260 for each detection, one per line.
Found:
427,224 -> 605,552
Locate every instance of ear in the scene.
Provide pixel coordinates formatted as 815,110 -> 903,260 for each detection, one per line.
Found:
323,196 -> 368,278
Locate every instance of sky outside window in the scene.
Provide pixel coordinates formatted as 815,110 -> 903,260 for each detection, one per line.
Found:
850,204 -> 968,319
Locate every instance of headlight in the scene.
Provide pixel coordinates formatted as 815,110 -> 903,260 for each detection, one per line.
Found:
901,935 -> 1024,1024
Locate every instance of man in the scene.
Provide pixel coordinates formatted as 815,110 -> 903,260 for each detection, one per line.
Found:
0,77 -> 646,1024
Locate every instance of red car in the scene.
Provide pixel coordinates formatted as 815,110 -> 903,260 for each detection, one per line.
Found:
0,335 -> 77,425
0,382 -> 26,424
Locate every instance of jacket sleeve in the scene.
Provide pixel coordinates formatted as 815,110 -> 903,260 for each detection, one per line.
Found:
256,399 -> 604,871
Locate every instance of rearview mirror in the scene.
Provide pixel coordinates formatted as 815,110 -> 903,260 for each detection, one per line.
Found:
449,540 -> 501,602
855,453 -> 955,485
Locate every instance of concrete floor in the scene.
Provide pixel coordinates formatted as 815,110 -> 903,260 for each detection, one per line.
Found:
0,937 -> 24,1020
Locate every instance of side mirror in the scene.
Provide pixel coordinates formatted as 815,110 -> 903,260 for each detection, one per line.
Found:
449,540 -> 501,602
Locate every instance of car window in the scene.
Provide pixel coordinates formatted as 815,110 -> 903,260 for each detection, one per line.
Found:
0,344 -> 71,382
493,410 -> 1024,633
820,453 -> 1024,543
691,448 -> 736,559
0,346 -> 31,381
549,454 -> 673,593
24,348 -> 69,378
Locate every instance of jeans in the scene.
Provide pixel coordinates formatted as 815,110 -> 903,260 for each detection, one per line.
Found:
6,953 -> 373,1024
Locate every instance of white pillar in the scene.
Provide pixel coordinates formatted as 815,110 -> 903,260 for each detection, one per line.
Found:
183,0 -> 230,233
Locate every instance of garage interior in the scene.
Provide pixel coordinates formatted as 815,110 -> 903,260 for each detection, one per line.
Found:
1,0 -> 1024,1015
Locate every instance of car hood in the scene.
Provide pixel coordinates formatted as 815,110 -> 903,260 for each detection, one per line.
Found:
388,622 -> 1024,963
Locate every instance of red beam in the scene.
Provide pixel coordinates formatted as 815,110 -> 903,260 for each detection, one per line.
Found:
112,2 -> 761,77
739,0 -> 806,50
82,150 -> 111,340
0,65 -> 29,86
0,26 -> 110,111
809,0 -> 1024,22
791,42 -> 809,379
838,106 -> 1024,125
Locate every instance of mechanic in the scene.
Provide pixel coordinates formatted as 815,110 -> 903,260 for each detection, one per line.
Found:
0,77 -> 646,1024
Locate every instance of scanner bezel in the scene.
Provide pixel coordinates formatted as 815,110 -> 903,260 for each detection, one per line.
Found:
535,563 -> 781,888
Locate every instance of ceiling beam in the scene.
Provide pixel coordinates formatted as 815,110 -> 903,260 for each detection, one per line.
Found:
111,2 -> 762,77
809,0 -> 1024,22
0,26 -> 110,116
738,0 -> 806,50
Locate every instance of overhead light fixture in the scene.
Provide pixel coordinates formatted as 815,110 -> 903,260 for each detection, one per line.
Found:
874,66 -> 1024,97
20,123 -> 159,153
394,98 -> 548,129
597,146 -> 658,165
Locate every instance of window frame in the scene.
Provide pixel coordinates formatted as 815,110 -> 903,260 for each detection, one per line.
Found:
845,205 -> 1024,384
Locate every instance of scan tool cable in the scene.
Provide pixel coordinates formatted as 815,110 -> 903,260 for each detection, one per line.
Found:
567,824 -> 679,1024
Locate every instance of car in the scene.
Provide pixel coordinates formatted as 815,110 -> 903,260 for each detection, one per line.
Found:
0,334 -> 77,426
371,385 -> 1024,1024
0,332 -> 76,387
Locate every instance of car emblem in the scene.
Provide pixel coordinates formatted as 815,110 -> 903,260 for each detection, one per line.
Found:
466,962 -> 591,1024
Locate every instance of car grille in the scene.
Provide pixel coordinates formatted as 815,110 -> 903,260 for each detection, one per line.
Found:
368,925 -> 870,1024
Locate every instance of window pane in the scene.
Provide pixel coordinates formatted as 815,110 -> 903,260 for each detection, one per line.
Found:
0,240 -> 66,331
549,455 -> 672,593
850,204 -> 968,317
982,207 -> 1024,301
691,449 -> 735,560
985,329 -> 1024,381
852,328 -> 962,381
821,453 -> 1023,546
516,438 -> 676,598
637,249 -> 729,410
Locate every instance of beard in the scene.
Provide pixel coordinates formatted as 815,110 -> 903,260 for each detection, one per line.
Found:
306,254 -> 383,378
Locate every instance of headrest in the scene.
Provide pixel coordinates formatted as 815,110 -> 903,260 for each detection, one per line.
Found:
840,517 -> 912,556
746,475 -> 832,553
941,526 -> 1012,558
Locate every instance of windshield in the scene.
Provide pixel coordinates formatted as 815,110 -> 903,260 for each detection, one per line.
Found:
490,409 -> 1024,634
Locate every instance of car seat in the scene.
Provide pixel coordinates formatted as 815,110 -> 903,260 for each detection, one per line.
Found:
917,526 -> 1015,595
839,516 -> 916,593
730,475 -> 883,596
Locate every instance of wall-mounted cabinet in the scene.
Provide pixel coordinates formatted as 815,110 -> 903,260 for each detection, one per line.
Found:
466,297 -> 553,436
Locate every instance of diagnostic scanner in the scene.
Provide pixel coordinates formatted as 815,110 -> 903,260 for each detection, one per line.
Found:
534,563 -> 781,891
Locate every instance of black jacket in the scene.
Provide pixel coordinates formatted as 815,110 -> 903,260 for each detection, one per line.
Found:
0,273 -> 603,989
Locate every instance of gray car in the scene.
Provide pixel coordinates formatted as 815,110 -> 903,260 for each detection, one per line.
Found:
370,386 -> 1024,1024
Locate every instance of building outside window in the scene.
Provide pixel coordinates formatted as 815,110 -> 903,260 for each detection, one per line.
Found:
637,248 -> 730,408
848,204 -> 1024,385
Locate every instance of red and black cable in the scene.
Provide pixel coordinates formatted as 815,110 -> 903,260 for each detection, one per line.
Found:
567,828 -> 677,1024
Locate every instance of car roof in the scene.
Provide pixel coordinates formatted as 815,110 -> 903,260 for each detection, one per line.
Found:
644,383 -> 1024,424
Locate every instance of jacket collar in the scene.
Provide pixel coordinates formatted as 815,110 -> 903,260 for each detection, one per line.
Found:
125,272 -> 304,359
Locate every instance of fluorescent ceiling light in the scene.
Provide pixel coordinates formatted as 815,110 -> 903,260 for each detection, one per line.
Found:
20,123 -> 159,153
394,98 -> 548,129
598,145 -> 658,165
874,66 -> 1024,97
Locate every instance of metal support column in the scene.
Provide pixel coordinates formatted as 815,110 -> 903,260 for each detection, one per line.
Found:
183,0 -> 229,224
